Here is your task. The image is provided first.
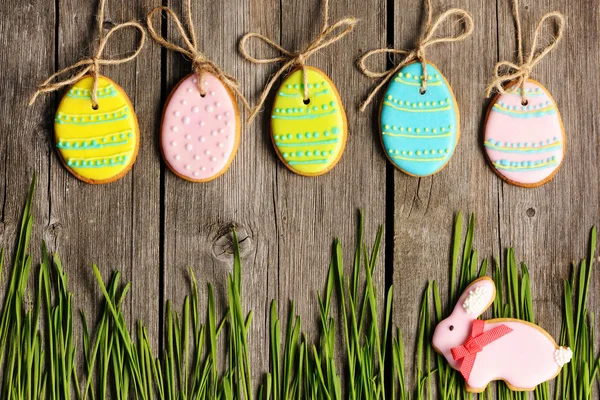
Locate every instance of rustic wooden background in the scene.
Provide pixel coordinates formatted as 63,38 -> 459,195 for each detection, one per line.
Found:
0,0 -> 598,396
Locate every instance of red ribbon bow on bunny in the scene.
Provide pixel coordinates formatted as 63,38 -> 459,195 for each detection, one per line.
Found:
451,320 -> 513,381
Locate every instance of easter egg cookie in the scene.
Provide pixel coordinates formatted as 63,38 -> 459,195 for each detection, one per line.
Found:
161,73 -> 240,182
484,80 -> 565,188
55,75 -> 139,184
271,66 -> 347,176
379,61 -> 459,177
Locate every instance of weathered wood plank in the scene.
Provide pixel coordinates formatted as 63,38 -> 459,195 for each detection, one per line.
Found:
496,0 -> 600,370
49,0 -> 161,354
162,0 -> 280,385
392,0 -> 500,388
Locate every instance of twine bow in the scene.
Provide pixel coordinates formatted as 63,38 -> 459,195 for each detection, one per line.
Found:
147,0 -> 250,112
485,0 -> 565,104
358,0 -> 473,112
239,0 -> 358,123
450,320 -> 513,382
29,0 -> 146,108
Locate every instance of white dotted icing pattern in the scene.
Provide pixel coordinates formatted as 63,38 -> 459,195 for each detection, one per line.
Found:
462,286 -> 489,314
554,347 -> 572,367
162,73 -> 237,181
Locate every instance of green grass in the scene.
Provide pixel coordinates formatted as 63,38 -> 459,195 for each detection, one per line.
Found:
0,179 -> 599,399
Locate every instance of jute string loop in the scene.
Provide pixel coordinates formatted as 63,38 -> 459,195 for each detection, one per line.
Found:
358,0 -> 473,112
29,0 -> 146,108
485,0 -> 565,104
147,0 -> 250,112
239,0 -> 358,123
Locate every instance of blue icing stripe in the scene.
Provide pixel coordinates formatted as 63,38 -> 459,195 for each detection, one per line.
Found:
380,62 -> 458,176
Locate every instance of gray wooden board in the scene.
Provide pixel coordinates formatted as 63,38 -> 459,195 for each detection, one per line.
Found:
0,0 -> 598,397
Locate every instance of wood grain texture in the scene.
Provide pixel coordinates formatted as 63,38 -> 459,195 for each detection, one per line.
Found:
0,0 -> 598,397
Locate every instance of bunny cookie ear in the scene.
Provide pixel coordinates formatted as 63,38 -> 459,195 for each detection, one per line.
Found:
453,277 -> 496,318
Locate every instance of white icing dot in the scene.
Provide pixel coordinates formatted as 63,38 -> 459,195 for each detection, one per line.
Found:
171,126 -> 178,133
174,111 -> 181,117
205,150 -> 211,155
182,116 -> 191,125
203,81 -> 209,86
185,164 -> 191,170
194,155 -> 200,160
192,106 -> 200,113
186,144 -> 193,151
218,142 -> 224,148
226,121 -> 232,126
225,111 -> 231,117
185,134 -> 192,140
171,141 -> 177,147
211,130 -> 217,136
211,156 -> 217,162
223,152 -> 229,158
181,100 -> 187,105
193,171 -> 200,177
201,166 -> 206,171
192,78 -> 198,83
174,154 -> 180,160
215,102 -> 221,107
187,87 -> 193,93
199,136 -> 206,142
219,128 -> 224,134
206,105 -> 214,112
210,91 -> 215,96
216,114 -> 223,120
199,121 -> 205,126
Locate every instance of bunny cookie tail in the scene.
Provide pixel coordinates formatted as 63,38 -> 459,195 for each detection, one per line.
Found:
554,346 -> 573,367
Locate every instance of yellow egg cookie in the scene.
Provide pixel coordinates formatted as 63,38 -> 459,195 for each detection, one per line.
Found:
54,75 -> 139,184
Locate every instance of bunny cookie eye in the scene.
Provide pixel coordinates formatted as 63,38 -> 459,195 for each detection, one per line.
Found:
449,325 -> 454,331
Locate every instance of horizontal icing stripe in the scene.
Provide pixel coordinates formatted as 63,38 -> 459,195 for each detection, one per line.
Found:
58,139 -> 129,150
277,89 -> 330,98
272,109 -> 337,120
391,154 -> 447,162
67,85 -> 117,99
69,160 -> 127,169
505,88 -> 545,97
288,159 -> 329,165
484,140 -> 561,154
493,159 -> 558,171
275,139 -> 340,147
383,101 -> 451,113
491,104 -> 556,118
69,151 -> 130,163
56,105 -> 130,125
393,77 -> 442,87
383,131 -> 452,139
57,130 -> 134,149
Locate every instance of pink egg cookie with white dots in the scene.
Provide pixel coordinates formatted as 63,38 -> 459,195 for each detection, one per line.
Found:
161,72 -> 240,182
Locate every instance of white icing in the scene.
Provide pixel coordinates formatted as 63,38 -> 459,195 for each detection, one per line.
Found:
554,347 -> 572,367
462,286 -> 489,314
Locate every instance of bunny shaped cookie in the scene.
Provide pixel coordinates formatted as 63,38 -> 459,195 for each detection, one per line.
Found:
432,277 -> 572,392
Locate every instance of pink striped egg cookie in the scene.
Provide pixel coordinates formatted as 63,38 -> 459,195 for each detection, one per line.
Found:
161,73 -> 240,182
484,80 -> 565,187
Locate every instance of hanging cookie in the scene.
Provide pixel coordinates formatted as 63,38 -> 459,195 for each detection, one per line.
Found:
484,1 -> 565,188
358,0 -> 473,177
147,1 -> 249,182
432,277 -> 572,392
29,0 -> 145,184
239,0 -> 357,176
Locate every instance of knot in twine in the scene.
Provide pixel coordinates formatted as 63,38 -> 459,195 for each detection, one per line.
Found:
358,0 -> 473,112
239,0 -> 358,123
147,1 -> 250,111
29,0 -> 146,108
485,1 -> 565,104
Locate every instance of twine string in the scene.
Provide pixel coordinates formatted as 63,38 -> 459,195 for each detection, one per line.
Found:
29,0 -> 146,107
358,0 -> 473,112
239,0 -> 358,123
147,0 -> 250,111
485,0 -> 565,104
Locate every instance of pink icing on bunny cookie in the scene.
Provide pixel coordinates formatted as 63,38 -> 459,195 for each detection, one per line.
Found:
432,277 -> 572,392
161,73 -> 239,182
